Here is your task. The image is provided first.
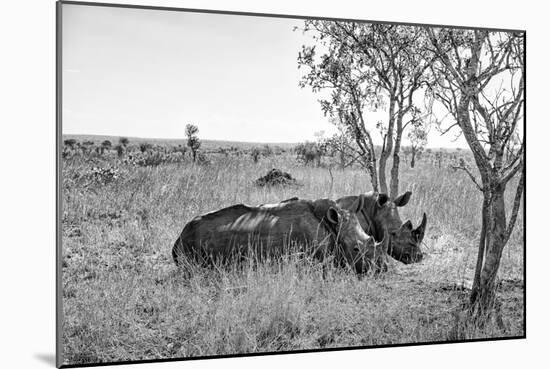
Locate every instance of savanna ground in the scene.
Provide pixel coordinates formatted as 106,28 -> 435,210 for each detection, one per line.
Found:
61,138 -> 524,366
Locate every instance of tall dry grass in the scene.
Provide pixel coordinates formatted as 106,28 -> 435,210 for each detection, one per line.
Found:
61,153 -> 524,365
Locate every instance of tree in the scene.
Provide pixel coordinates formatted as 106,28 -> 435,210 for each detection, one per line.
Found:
321,119 -> 361,169
407,117 -> 429,168
297,21 -> 380,189
295,141 -> 323,166
185,124 -> 201,162
64,139 -> 77,148
434,151 -> 442,169
139,142 -> 153,153
323,132 -> 358,169
114,144 -> 124,158
99,140 -> 112,155
262,144 -> 273,157
251,147 -> 261,163
427,29 -> 524,318
119,137 -> 129,147
298,22 -> 433,198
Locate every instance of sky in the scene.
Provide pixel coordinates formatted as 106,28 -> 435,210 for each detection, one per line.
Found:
62,4 -> 468,148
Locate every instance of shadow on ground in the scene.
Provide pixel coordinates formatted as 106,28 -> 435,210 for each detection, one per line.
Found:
34,353 -> 56,367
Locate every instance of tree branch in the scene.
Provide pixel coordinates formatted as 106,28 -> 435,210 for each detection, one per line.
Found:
451,163 -> 484,191
503,170 -> 524,245
500,160 -> 522,185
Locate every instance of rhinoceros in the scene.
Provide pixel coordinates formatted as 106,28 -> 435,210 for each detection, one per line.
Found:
172,197 -> 387,273
337,191 -> 427,264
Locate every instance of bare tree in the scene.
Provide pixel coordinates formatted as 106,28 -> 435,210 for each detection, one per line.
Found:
427,29 -> 524,317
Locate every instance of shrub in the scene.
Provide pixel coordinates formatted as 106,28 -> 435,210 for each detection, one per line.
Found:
295,142 -> 323,166
196,152 -> 210,166
115,144 -> 125,158
262,144 -> 273,157
251,147 -> 261,163
119,137 -> 129,147
139,143 -> 153,153
64,139 -> 78,148
88,166 -> 120,185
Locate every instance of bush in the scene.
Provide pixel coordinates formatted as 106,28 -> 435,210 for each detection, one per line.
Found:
124,149 -> 186,167
115,144 -> 125,158
139,143 -> 153,153
173,145 -> 187,155
64,139 -> 78,148
126,152 -> 164,167
196,152 -> 210,166
119,137 -> 129,146
251,147 -> 261,163
295,142 -> 323,166
262,145 -> 273,157
88,166 -> 120,185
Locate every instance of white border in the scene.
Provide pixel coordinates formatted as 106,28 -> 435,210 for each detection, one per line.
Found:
1,0 -> 546,368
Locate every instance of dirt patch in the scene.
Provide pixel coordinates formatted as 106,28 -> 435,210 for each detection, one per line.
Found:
255,168 -> 298,187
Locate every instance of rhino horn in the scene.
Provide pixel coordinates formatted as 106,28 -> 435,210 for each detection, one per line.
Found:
375,229 -> 389,253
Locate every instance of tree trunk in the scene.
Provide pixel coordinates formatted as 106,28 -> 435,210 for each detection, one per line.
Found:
366,150 -> 379,193
378,154 -> 389,194
378,97 -> 396,194
470,185 -> 508,317
367,141 -> 379,193
410,149 -> 416,168
389,154 -> 401,200
389,112 -> 404,200
358,133 -> 379,193
345,108 -> 379,192
471,192 -> 490,304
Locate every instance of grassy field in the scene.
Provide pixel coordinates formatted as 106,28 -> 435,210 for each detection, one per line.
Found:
61,143 -> 524,365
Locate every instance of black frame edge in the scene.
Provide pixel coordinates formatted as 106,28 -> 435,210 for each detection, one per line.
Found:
58,335 -> 526,369
522,30 -> 527,339
58,0 -> 526,34
56,1 -> 64,367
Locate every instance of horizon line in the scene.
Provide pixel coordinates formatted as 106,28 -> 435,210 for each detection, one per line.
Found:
62,132 -> 467,150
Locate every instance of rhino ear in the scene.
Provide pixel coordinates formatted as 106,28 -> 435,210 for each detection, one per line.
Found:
394,191 -> 412,207
413,213 -> 427,243
326,207 -> 339,224
352,194 -> 365,213
377,193 -> 389,207
402,220 -> 413,230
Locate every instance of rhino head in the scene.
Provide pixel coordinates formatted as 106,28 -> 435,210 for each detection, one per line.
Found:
337,191 -> 427,264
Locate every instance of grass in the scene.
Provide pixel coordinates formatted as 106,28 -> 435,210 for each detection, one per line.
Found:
61,150 -> 524,365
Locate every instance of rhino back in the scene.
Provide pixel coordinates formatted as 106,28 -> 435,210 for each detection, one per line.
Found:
186,200 -> 331,259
